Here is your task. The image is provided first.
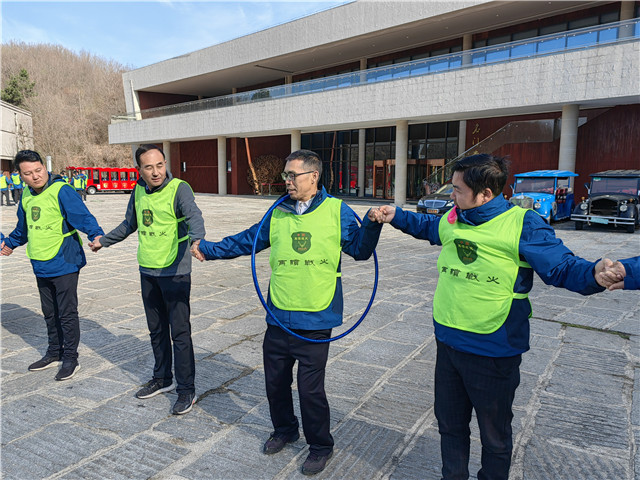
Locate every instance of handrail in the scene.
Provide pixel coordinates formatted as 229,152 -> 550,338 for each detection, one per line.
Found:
112,18 -> 640,122
424,119 -> 558,186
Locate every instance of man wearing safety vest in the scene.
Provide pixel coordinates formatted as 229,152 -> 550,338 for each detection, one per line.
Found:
371,154 -> 615,480
1,150 -> 104,380
73,172 -> 87,201
11,168 -> 23,204
90,144 -> 205,416
193,150 -> 382,475
1,170 -> 13,206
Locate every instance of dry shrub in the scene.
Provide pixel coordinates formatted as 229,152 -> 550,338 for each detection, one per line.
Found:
247,154 -> 286,195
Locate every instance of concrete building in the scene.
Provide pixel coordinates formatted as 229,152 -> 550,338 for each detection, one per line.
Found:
108,0 -> 640,203
1,101 -> 34,172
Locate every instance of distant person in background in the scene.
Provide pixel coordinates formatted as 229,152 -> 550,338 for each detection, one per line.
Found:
73,172 -> 87,201
11,168 -> 23,203
1,170 -> 13,206
1,150 -> 104,381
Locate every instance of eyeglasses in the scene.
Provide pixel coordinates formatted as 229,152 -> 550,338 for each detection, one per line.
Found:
281,171 -> 315,181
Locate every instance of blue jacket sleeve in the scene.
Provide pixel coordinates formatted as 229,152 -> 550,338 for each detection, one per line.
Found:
620,256 -> 640,290
58,185 -> 104,240
389,206 -> 442,245
519,211 -> 603,295
198,214 -> 271,260
4,200 -> 28,249
340,204 -> 382,260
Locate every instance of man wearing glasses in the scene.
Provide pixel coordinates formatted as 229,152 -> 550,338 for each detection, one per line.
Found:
193,150 -> 382,475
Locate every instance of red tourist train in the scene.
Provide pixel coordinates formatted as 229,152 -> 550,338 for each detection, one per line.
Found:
65,166 -> 138,194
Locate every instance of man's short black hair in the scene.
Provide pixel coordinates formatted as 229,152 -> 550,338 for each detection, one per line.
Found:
135,144 -> 165,166
14,150 -> 44,173
452,154 -> 510,197
285,149 -> 323,178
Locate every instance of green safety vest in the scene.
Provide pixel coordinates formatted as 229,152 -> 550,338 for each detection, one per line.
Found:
22,182 -> 81,261
73,177 -> 84,189
433,206 -> 531,334
269,197 -> 342,312
11,173 -> 22,187
0,175 -> 8,189
134,179 -> 189,268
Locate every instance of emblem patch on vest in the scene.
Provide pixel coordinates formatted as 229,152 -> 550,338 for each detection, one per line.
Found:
454,238 -> 477,264
31,206 -> 41,222
142,209 -> 153,227
291,232 -> 312,254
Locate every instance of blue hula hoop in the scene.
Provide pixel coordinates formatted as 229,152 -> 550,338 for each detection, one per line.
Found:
251,194 -> 379,343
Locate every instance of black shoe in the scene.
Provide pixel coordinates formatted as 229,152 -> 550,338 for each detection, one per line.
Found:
263,432 -> 300,455
28,355 -> 61,371
55,361 -> 81,381
172,392 -> 197,415
135,379 -> 175,399
301,451 -> 333,476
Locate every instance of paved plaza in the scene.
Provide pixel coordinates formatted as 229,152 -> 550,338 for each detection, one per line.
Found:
1,193 -> 639,480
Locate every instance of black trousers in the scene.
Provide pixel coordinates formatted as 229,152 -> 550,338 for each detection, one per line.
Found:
434,340 -> 521,480
12,188 -> 22,203
263,324 -> 334,456
76,189 -> 86,201
1,189 -> 12,206
36,272 -> 80,363
140,273 -> 195,395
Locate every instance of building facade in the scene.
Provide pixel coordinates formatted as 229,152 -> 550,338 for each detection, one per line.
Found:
108,0 -> 640,203
1,100 -> 34,172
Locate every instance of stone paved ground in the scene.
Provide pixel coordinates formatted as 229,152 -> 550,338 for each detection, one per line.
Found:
1,194 -> 639,480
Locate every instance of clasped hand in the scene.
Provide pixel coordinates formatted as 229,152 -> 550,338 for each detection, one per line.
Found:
595,258 -> 626,291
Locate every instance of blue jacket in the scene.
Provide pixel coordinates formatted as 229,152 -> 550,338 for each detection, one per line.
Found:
619,256 -> 640,290
198,187 -> 382,330
390,195 -> 604,357
3,174 -> 104,278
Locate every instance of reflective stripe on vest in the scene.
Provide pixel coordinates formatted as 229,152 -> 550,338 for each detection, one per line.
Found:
268,197 -> 342,312
134,179 -> 188,268
433,206 -> 531,334
22,182 -> 80,261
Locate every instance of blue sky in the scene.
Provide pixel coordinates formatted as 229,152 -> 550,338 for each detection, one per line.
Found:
2,1 -> 349,69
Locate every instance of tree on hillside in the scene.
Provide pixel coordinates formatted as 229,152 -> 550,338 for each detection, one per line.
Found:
1,42 -> 132,171
1,68 -> 35,107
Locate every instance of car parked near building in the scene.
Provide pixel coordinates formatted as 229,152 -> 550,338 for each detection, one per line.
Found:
416,183 -> 454,215
571,170 -> 640,233
509,170 -> 578,223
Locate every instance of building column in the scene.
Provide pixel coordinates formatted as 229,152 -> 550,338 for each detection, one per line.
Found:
163,141 -> 171,174
457,34 -> 473,159
218,136 -> 227,195
462,33 -> 473,66
129,80 -> 141,120
291,130 -> 301,152
358,128 -> 366,197
558,104 -> 579,172
395,120 -> 408,206
458,121 -> 467,156
620,1 -> 635,38
359,58 -> 367,85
